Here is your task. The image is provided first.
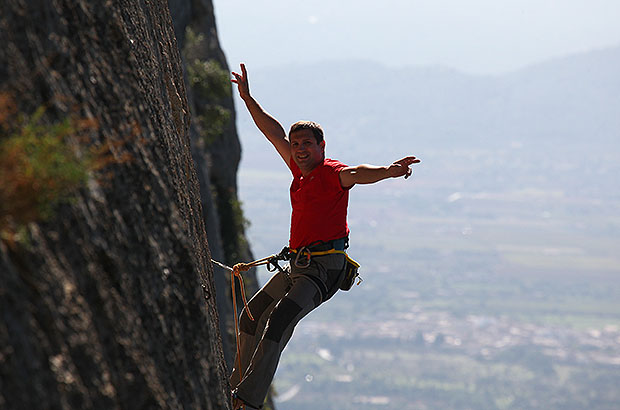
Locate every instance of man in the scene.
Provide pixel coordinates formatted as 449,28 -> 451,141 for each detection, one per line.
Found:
229,63 -> 420,409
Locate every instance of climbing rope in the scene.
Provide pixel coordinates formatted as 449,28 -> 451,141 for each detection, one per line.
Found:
211,250 -> 289,409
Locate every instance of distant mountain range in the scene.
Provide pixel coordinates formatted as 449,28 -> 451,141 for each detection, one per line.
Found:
237,45 -> 619,165
234,46 -> 620,410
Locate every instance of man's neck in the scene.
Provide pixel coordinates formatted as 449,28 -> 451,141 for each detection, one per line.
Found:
300,157 -> 324,176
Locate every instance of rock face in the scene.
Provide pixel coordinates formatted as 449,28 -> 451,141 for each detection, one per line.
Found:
0,0 -> 239,408
167,0 -> 260,371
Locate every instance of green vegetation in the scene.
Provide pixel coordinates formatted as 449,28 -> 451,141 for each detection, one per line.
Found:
184,27 -> 232,146
187,58 -> 231,101
182,27 -> 252,267
194,103 -> 231,145
0,97 -> 93,240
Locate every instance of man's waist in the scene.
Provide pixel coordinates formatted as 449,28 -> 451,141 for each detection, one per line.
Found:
292,236 -> 349,252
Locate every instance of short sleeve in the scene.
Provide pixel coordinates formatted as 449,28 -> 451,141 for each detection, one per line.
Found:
323,159 -> 348,191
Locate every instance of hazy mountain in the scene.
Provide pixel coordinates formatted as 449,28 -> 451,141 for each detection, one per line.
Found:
238,45 -> 620,167
235,45 -> 620,410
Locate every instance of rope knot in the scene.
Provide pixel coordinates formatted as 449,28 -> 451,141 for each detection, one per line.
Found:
233,262 -> 251,272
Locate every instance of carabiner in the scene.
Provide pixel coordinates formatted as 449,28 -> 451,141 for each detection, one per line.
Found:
294,247 -> 311,268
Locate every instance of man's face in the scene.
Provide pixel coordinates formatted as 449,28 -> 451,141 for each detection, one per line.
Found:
289,129 -> 325,174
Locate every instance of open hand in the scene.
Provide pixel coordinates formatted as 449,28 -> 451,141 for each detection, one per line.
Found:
388,156 -> 421,179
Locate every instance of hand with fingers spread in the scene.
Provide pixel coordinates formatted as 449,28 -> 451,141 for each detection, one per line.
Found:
231,63 -> 251,101
387,156 -> 421,179
339,155 -> 421,188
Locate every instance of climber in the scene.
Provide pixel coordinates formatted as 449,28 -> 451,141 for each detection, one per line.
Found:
229,63 -> 420,410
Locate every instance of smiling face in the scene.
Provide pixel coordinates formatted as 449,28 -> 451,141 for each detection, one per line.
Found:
289,128 -> 325,175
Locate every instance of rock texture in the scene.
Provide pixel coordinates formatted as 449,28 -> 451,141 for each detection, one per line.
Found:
167,0 -> 260,371
0,0 -> 236,408
167,2 -> 272,407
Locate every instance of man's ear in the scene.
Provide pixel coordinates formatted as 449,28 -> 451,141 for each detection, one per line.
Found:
320,140 -> 325,153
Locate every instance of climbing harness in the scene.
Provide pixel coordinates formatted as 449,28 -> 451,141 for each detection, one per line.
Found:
289,241 -> 362,290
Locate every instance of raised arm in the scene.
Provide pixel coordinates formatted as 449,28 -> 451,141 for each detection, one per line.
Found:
339,156 -> 421,189
231,63 -> 291,166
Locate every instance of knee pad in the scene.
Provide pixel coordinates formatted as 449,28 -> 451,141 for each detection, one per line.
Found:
240,292 -> 274,336
264,298 -> 302,343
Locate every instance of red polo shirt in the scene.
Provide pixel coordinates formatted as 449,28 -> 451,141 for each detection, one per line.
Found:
289,157 -> 351,249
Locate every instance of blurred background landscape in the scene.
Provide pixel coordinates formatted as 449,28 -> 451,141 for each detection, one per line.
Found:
214,1 -> 620,409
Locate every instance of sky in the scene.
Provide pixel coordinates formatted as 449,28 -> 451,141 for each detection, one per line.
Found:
213,0 -> 620,75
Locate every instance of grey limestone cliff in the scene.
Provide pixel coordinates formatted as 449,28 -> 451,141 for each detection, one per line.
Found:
0,0 -> 250,408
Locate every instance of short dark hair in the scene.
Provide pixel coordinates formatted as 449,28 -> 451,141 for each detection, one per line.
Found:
289,120 -> 324,144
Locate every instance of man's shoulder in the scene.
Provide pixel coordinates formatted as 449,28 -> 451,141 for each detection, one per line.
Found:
320,159 -> 348,190
323,158 -> 348,170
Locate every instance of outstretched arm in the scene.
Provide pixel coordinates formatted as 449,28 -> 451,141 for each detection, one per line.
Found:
339,156 -> 421,189
231,63 -> 291,166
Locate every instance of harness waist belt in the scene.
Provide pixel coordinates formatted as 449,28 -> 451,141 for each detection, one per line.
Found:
291,237 -> 348,253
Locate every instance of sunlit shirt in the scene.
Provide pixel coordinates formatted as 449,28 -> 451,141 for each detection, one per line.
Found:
288,157 -> 351,249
